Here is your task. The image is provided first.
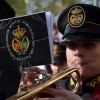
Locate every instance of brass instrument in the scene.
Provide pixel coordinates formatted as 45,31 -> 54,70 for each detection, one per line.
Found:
7,67 -> 81,100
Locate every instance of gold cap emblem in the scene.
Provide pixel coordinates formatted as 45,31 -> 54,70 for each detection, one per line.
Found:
68,6 -> 85,28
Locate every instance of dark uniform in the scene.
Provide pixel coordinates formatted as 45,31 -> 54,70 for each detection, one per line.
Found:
57,4 -> 100,100
57,74 -> 100,100
0,0 -> 21,99
47,42 -> 67,74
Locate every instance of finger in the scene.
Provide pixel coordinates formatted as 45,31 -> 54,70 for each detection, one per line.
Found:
35,98 -> 60,100
17,87 -> 21,93
20,74 -> 24,82
40,87 -> 62,96
31,67 -> 47,75
28,72 -> 36,82
26,80 -> 33,87
56,85 -> 66,90
28,70 -> 46,84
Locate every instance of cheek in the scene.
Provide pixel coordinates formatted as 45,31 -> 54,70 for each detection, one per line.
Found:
66,49 -> 73,66
87,50 -> 100,65
83,49 -> 100,76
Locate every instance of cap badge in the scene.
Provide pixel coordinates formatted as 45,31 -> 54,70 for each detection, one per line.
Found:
68,6 -> 85,28
53,45 -> 62,56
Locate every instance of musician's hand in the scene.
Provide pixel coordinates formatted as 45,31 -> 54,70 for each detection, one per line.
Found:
34,86 -> 83,100
18,67 -> 46,92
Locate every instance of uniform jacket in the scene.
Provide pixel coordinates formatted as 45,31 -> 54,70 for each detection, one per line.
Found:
57,74 -> 100,100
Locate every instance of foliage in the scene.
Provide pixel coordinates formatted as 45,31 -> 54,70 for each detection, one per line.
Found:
6,0 -> 96,21
6,0 -> 26,16
6,0 -> 79,17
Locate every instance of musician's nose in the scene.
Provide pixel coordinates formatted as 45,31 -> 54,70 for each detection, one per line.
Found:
74,47 -> 85,57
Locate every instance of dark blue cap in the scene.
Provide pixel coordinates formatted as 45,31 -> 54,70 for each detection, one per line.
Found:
57,4 -> 100,43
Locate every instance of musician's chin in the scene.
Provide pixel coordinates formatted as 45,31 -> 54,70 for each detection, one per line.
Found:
79,68 -> 89,80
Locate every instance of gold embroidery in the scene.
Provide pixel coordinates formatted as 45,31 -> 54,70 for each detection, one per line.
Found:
86,76 -> 100,88
12,25 -> 29,55
70,78 -> 75,86
68,6 -> 85,28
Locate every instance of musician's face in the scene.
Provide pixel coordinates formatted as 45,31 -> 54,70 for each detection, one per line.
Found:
66,41 -> 100,81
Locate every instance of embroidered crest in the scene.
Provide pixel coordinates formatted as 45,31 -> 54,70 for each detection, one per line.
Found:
68,6 -> 85,28
53,44 -> 62,56
6,19 -> 35,61
12,25 -> 29,55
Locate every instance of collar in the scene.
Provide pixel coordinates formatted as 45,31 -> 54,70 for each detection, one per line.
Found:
70,73 -> 100,93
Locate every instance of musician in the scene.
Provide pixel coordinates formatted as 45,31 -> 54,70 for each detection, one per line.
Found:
0,0 -> 21,99
30,4 -> 100,100
47,42 -> 67,74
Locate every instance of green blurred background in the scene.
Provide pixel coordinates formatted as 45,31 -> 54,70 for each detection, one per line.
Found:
6,0 -> 99,23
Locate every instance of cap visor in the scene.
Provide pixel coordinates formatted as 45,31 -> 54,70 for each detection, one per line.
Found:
61,32 -> 100,43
